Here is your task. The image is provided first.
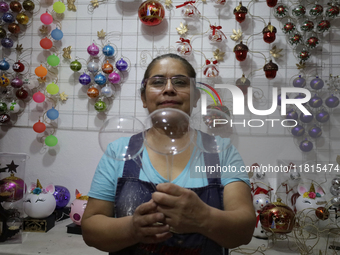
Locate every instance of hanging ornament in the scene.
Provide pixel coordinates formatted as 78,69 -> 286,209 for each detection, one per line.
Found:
211,0 -> 227,6
326,4 -> 340,18
33,91 -> 45,103
87,60 -> 99,73
299,50 -> 310,61
203,59 -> 219,78
262,23 -> 277,44
293,75 -> 306,87
275,4 -> 288,18
291,125 -> 305,137
102,60 -> 113,74
0,1 -> 9,12
316,109 -> 330,123
47,54 -> 60,67
301,20 -> 314,32
7,101 -> 20,113
317,20 -> 331,32
309,94 -> 323,108
209,25 -> 227,42
46,107 -> 59,120
53,1 -> 66,13
46,82 -> 59,95
0,58 -> 10,71
176,1 -> 200,18
282,22 -> 296,34
16,13 -> 29,25
94,98 -> 107,112
233,41 -> 248,61
299,139 -> 313,152
266,0 -> 277,8
40,12 -> 53,25
310,76 -> 324,90
292,5 -> 306,17
102,44 -> 115,57
2,13 -> 15,23
35,65 -> 48,77
11,77 -> 23,88
295,93 -> 307,105
325,95 -> 339,108
23,0 -> 35,11
138,0 -> 165,26
306,36 -> 319,49
300,112 -> 313,123
263,60 -> 278,79
233,2 -> 248,23
308,125 -> 322,138
51,28 -> 63,41
87,43 -> 100,56
236,74 -> 250,95
87,87 -> 99,99
0,26 -> 6,39
116,58 -> 128,71
176,38 -> 192,56
70,60 -> 82,71
94,73 -> 107,86
10,1 -> 22,12
0,113 -> 10,123
315,207 -> 330,220
108,72 -> 121,84
1,38 -> 14,48
40,37 -> 53,50
309,4 -> 323,17
8,23 -> 20,34
79,73 -> 91,85
0,74 -> 10,87
12,60 -> 25,73
16,88 -> 28,100
0,101 -> 7,111
101,85 -> 113,97
286,109 -> 298,120
45,135 -> 58,147
33,120 -> 46,133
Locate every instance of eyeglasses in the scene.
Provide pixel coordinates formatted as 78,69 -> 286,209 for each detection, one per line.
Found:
143,76 -> 194,90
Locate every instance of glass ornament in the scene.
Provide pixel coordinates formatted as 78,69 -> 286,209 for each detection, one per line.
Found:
263,60 -> 278,79
0,74 -> 10,87
266,0 -> 277,7
47,54 -> 60,67
8,23 -> 20,34
331,197 -> 340,208
33,120 -> 46,133
309,94 -> 323,108
317,20 -> 331,32
2,12 -> 15,23
308,125 -> 322,138
275,4 -> 288,17
35,65 -> 48,77
87,87 -> 99,98
301,20 -> 314,32
0,174 -> 26,201
233,2 -> 248,23
108,72 -> 121,84
285,109 -> 298,120
315,207 -> 330,220
291,125 -> 305,137
46,107 -> 59,120
40,12 -> 53,25
299,50 -> 310,61
0,26 -> 6,38
102,44 -> 115,57
233,41 -> 248,61
0,1 -> 9,12
53,186 -> 70,209
94,73 -> 107,86
16,13 -> 29,25
236,74 -> 250,95
79,73 -> 91,85
293,75 -> 306,87
102,60 -> 113,74
45,135 -> 58,147
0,58 -> 10,71
138,0 -> 165,26
87,43 -> 99,56
94,99 -> 107,112
51,28 -> 63,40
87,60 -> 99,73
70,60 -> 82,72
325,95 -> 339,108
46,82 -> 59,95
306,36 -> 319,49
23,0 -> 35,11
179,4 -> 200,17
209,25 -> 226,42
13,60 -> 25,73
1,37 -> 14,48
299,139 -> 313,152
11,77 -> 23,88
300,112 -> 313,123
116,58 -> 128,71
0,101 -> 7,111
326,5 -> 340,18
33,91 -> 45,103
292,5 -> 306,17
7,101 -> 20,113
316,109 -> 330,123
0,113 -> 10,123
262,23 -> 277,44
330,186 -> 340,196
282,22 -> 295,34
53,1 -> 66,13
16,88 -> 28,100
295,93 -> 307,105
310,4 -> 323,17
10,1 -> 22,12
101,85 -> 113,97
203,60 -> 219,77
40,37 -> 53,49
212,0 -> 227,6
332,178 -> 340,188
310,76 -> 324,90
176,38 -> 192,56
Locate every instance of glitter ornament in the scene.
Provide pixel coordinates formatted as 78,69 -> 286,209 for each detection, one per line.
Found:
0,27 -> 6,38
1,38 -> 14,48
94,99 -> 107,112
13,61 -> 25,73
308,125 -> 322,138
40,12 -> 53,25
203,60 -> 219,77
176,38 -> 192,56
138,0 -> 165,26
87,43 -> 100,56
317,20 -> 331,32
8,23 -> 20,34
101,85 -> 113,97
325,95 -> 339,108
233,2 -> 248,23
102,61 -> 113,74
102,44 -> 115,57
310,77 -> 324,90
300,112 -> 313,123
0,74 -> 10,87
79,73 -> 91,85
299,50 -> 310,61
310,4 -> 323,17
70,60 -> 82,72
0,1 -> 9,12
87,87 -> 99,99
51,28 -> 63,40
23,0 -> 35,11
282,22 -> 295,34
275,4 -> 288,17
7,101 -> 20,113
94,73 -> 106,86
0,102 -> 7,111
233,41 -> 248,61
0,58 -> 10,71
263,60 -> 278,79
33,91 -> 45,103
116,58 -> 128,71
266,0 -> 277,8
326,5 -> 340,18
291,125 -> 305,137
40,37 -> 53,49
0,113 -> 10,123
16,13 -> 29,25
293,75 -> 306,88
292,5 -> 306,17
35,65 -> 48,77
16,88 -> 28,100
108,72 -> 121,84
316,109 -> 330,123
262,22 -> 277,44
306,36 -> 319,49
87,60 -> 99,73
209,25 -> 227,42
301,20 -> 314,32
2,12 -> 15,23
286,109 -> 298,120
299,139 -> 313,152
309,94 -> 323,108
236,74 -> 250,95
33,120 -> 46,133
46,107 -> 59,120
11,77 -> 23,88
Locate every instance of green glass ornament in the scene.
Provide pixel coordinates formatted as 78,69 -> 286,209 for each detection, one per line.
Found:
53,1 -> 66,13
23,0 -> 35,11
0,102 -> 7,112
45,135 -> 58,147
46,82 -> 59,95
94,99 -> 107,112
70,60 -> 82,71
47,54 -> 60,67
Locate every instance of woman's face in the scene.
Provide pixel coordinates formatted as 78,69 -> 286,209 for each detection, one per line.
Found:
141,57 -> 199,115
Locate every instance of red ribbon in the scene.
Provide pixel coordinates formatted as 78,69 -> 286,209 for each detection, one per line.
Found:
176,38 -> 191,44
176,1 -> 196,8
210,25 -> 227,39
205,59 -> 218,65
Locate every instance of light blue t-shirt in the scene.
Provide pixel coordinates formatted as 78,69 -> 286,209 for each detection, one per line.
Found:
88,133 -> 250,202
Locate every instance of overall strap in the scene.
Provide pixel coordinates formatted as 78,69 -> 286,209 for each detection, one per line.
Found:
122,133 -> 144,178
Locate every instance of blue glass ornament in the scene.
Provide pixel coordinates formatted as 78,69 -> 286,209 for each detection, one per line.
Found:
46,107 -> 59,120
310,76 -> 324,90
309,94 -> 323,108
79,73 -> 91,85
0,58 -> 10,70
308,125 -> 322,138
94,73 -> 106,86
2,12 -> 15,23
51,28 -> 63,40
325,95 -> 339,108
316,109 -> 329,123
300,112 -> 313,123
291,125 -> 305,137
116,58 -> 128,71
103,44 -> 115,57
299,139 -> 313,152
293,75 -> 306,87
286,109 -> 298,120
1,37 -> 13,48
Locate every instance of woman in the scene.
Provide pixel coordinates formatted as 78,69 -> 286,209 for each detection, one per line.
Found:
82,53 -> 256,254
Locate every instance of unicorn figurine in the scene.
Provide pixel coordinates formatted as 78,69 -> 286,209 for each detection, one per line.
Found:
70,189 -> 88,225
295,182 -> 327,214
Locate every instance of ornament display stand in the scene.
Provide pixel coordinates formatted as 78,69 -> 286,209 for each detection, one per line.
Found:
23,214 -> 56,233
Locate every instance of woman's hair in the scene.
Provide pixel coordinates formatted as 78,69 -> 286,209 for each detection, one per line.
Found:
141,53 -> 196,94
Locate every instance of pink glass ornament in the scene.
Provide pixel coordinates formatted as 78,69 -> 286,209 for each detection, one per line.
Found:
33,91 -> 45,103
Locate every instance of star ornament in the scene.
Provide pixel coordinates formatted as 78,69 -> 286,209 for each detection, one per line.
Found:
59,92 -> 68,101
67,0 -> 77,11
176,22 -> 188,35
37,77 -> 47,84
63,46 -> 72,59
91,0 -> 99,8
16,44 -> 23,53
296,60 -> 306,70
213,49 -> 225,62
7,160 -> 19,173
97,29 -> 106,39
39,26 -> 49,35
230,29 -> 242,41
270,45 -> 283,59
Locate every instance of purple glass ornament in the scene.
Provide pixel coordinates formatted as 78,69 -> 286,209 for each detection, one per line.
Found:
2,12 -> 15,23
309,94 -> 323,108
308,125 -> 322,138
286,109 -> 298,120
325,94 -> 339,108
79,73 -> 91,85
291,124 -> 305,136
116,58 -> 128,71
0,175 -> 26,201
316,109 -> 330,123
1,38 -> 14,48
293,75 -> 306,87
278,94 -> 289,106
310,76 -> 324,90
0,1 -> 9,12
299,139 -> 313,152
11,77 -> 23,88
53,185 -> 71,209
87,43 -> 99,56
108,72 -> 121,84
295,93 -> 307,105
300,112 -> 313,123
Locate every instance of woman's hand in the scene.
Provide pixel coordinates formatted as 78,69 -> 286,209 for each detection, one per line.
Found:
152,183 -> 210,234
130,199 -> 172,244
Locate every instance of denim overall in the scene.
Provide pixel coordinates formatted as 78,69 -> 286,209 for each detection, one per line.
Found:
111,132 -> 227,255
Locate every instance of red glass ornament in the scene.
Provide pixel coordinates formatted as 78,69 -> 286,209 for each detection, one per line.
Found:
266,0 -> 277,7
40,37 -> 53,49
138,0 -> 165,26
233,41 -> 248,61
8,23 -> 20,34
16,88 -> 29,100
233,2 -> 248,23
33,120 -> 46,133
315,207 -> 329,220
262,23 -> 277,44
13,60 -> 25,72
263,60 -> 278,79
10,1 -> 22,12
